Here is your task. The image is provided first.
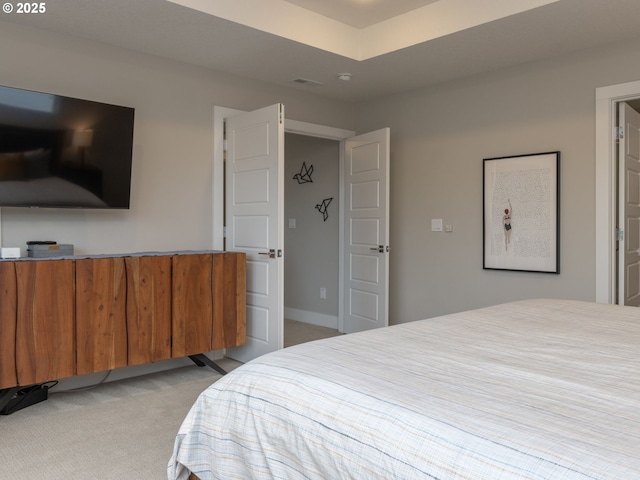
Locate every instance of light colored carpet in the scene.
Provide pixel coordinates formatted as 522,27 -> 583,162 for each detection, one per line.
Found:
0,359 -> 240,480
284,319 -> 342,347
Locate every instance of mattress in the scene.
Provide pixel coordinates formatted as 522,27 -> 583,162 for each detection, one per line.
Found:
168,299 -> 640,479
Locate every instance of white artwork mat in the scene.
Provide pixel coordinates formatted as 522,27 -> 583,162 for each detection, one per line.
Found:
483,152 -> 559,273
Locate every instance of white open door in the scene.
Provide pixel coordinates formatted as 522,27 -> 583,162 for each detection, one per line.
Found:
225,104 -> 284,362
342,128 -> 390,333
618,102 -> 640,306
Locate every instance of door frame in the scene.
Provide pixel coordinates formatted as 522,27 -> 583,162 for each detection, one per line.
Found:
595,80 -> 640,303
212,105 -> 355,331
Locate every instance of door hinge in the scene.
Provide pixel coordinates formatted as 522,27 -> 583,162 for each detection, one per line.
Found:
223,138 -> 228,151
616,126 -> 624,140
616,227 -> 624,241
223,226 -> 227,238
279,104 -> 284,125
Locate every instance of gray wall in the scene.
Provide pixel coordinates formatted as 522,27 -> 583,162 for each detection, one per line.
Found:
284,133 -> 339,322
355,36 -> 640,324
5,17 -> 640,332
0,20 -> 354,387
0,21 -> 354,256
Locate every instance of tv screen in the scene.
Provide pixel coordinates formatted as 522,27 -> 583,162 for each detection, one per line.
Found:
0,85 -> 134,208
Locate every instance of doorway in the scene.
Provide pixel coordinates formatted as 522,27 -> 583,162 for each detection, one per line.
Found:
595,80 -> 640,303
284,133 -> 341,345
212,106 -> 357,358
616,100 -> 640,305
214,105 -> 389,362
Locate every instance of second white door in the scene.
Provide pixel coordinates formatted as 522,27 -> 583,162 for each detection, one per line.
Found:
342,128 -> 390,333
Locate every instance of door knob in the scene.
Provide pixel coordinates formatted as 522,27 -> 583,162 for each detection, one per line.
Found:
258,249 -> 276,259
370,245 -> 384,253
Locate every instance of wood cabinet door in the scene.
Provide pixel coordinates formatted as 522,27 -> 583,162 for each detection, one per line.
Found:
15,260 -> 75,385
76,257 -> 128,375
0,262 -> 18,389
125,255 -> 171,365
212,252 -> 246,350
171,254 -> 213,357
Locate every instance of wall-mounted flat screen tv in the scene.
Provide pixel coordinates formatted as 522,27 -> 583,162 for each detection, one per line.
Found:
0,85 -> 134,209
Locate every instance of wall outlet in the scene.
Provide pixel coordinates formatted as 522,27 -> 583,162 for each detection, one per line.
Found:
320,287 -> 326,299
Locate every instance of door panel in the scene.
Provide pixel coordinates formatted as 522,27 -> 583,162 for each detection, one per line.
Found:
233,170 -> 270,204
618,102 -> 640,305
352,181 -> 380,208
351,254 -> 379,283
343,128 -> 390,333
226,104 -> 284,362
233,216 -> 269,248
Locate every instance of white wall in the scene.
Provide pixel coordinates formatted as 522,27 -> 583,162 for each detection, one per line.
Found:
6,17 -> 640,351
0,21 -> 355,255
355,36 -> 640,324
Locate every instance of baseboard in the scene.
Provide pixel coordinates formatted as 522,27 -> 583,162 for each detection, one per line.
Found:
285,307 -> 338,329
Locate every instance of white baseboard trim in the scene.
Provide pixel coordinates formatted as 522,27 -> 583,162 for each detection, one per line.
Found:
285,307 -> 338,329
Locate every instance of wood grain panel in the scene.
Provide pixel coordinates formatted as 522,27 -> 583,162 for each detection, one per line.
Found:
212,252 -> 246,350
172,254 -> 213,357
125,255 -> 172,366
0,262 -> 18,389
15,260 -> 75,386
76,258 -> 127,375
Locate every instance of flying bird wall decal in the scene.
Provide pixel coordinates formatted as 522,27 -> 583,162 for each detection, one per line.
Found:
315,197 -> 333,221
293,162 -> 313,184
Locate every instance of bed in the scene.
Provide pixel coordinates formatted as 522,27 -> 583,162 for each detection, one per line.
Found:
168,299 -> 640,479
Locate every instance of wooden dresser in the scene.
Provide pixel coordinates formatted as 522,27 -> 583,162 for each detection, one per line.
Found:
0,251 -> 246,389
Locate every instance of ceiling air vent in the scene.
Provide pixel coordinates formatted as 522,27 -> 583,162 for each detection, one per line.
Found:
293,78 -> 324,87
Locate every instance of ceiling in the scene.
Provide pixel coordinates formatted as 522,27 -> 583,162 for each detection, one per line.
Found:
2,0 -> 640,102
282,0 -> 442,28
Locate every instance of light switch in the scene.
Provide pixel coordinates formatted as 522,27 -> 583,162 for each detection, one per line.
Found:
289,218 -> 296,229
431,219 -> 443,232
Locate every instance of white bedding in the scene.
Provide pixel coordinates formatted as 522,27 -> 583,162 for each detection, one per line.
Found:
168,299 -> 640,479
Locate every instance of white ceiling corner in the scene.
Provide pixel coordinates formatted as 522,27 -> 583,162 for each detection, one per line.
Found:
166,0 -> 562,60
282,0 -> 442,29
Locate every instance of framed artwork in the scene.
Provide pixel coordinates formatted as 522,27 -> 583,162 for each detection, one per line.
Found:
483,151 -> 560,273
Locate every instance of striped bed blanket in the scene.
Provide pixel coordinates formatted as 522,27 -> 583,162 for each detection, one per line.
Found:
168,299 -> 640,479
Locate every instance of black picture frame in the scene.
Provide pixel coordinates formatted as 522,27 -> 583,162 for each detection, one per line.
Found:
483,151 -> 560,273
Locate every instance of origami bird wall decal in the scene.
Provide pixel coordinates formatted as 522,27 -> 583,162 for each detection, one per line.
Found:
315,197 -> 333,221
293,162 -> 313,184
